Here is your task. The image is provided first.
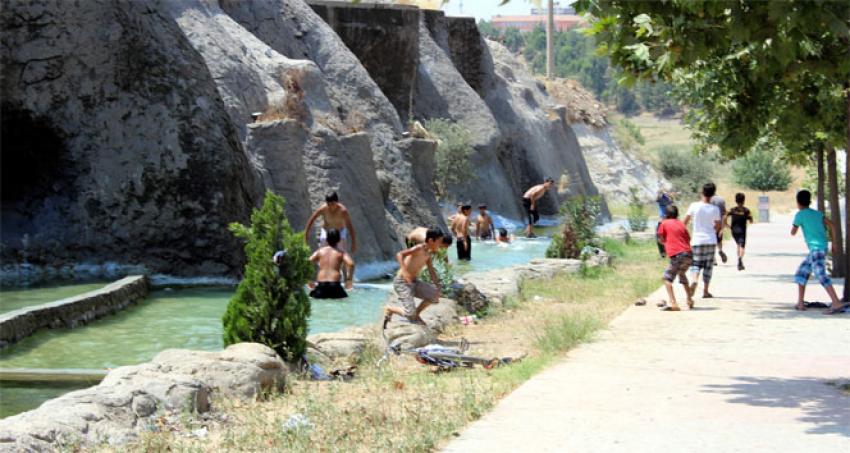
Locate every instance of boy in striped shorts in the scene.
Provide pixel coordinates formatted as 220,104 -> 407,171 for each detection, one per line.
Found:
683,183 -> 722,298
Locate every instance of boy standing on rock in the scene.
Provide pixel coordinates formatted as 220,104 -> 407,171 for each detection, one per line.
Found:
385,227 -> 444,323
791,190 -> 845,314
522,178 -> 554,237
308,229 -> 355,299
304,191 -> 357,253
657,205 -> 694,311
452,204 -> 472,261
683,183 -> 722,298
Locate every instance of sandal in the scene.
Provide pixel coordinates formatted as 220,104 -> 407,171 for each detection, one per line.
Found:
656,301 -> 667,307
687,299 -> 694,309
795,303 -> 806,311
824,304 -> 850,315
703,293 -> 714,299
661,306 -> 681,311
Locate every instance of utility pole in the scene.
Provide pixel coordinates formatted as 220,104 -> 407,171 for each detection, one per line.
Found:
546,0 -> 554,79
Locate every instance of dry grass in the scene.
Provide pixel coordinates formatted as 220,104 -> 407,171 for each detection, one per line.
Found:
258,69 -> 307,124
103,240 -> 664,453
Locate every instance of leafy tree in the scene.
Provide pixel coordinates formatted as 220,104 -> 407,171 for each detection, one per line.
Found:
222,192 -> 313,362
424,118 -> 475,197
731,141 -> 792,193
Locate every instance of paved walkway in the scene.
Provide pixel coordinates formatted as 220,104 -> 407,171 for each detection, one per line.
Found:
445,218 -> 849,452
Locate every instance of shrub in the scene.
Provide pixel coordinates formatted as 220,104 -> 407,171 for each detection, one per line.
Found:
423,118 -> 475,197
418,248 -> 455,294
222,192 -> 313,362
626,187 -> 648,232
657,146 -> 716,194
546,195 -> 602,258
732,146 -> 792,193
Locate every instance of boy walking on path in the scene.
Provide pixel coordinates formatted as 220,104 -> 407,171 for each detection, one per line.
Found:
385,227 -> 444,323
521,178 -> 554,237
308,229 -> 355,299
791,190 -> 846,314
725,193 -> 753,271
657,205 -> 695,311
452,204 -> 472,261
683,183 -> 722,298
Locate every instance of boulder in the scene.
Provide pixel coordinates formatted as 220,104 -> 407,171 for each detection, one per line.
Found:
0,343 -> 285,451
307,326 -> 375,360
419,297 -> 459,333
453,282 -> 490,314
383,320 -> 435,350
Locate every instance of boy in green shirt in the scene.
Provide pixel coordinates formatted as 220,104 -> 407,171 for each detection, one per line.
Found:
791,190 -> 846,314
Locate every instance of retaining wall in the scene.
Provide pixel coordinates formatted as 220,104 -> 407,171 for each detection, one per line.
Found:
0,275 -> 149,348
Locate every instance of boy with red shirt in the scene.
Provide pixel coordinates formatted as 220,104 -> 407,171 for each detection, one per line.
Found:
657,205 -> 695,311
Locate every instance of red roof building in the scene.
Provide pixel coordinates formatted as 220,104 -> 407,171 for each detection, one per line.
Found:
492,14 -> 584,32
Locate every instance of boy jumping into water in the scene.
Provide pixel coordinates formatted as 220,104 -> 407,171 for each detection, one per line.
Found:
683,183 -> 722,298
522,178 -> 554,237
452,204 -> 472,260
385,227 -> 444,323
725,193 -> 753,271
791,190 -> 846,314
308,229 -> 355,299
657,205 -> 694,311
304,191 -> 357,253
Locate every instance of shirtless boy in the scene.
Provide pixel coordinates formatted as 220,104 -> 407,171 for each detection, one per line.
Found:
406,226 -> 453,250
308,229 -> 355,299
522,177 -> 554,237
385,227 -> 444,323
304,191 -> 357,253
451,204 -> 472,260
475,204 -> 494,240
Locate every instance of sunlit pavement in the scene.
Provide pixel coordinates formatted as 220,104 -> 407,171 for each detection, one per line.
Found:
444,216 -> 849,452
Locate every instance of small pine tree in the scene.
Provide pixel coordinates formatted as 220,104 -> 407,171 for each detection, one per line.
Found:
222,192 -> 313,362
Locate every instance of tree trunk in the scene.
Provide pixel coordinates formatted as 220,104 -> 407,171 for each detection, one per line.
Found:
816,145 -> 825,213
826,144 -> 845,278
844,89 -> 850,302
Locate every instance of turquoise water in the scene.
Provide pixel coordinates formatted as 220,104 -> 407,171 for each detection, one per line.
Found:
0,237 -> 550,417
0,282 -> 108,315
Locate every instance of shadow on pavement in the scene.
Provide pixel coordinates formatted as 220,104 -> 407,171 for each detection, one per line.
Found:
703,376 -> 850,437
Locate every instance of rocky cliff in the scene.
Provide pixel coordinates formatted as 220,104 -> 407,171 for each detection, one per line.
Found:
1,0 -> 606,283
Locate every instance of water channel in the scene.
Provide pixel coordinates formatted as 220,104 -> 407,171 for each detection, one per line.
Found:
0,237 -> 552,417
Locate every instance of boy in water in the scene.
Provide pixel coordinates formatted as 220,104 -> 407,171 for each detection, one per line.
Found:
522,177 -> 554,237
657,205 -> 694,311
385,227 -> 444,323
475,204 -> 494,240
791,190 -> 845,314
405,226 -> 453,250
452,204 -> 472,260
304,191 -> 357,253
496,228 -> 513,245
683,183 -> 722,298
725,193 -> 753,271
308,229 -> 355,299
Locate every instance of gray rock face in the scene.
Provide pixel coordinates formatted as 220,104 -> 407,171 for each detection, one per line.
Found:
0,0 -> 260,279
0,343 -> 286,451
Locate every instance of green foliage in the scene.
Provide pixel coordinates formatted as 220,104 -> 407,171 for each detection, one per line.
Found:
418,248 -> 454,294
424,118 -> 475,197
657,146 -> 715,195
222,192 -> 312,362
546,196 -> 602,259
802,156 -> 846,202
627,187 -> 648,232
731,140 -> 793,193
613,118 -> 645,150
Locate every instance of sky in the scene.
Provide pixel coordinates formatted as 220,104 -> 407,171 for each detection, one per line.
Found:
441,0 -> 571,22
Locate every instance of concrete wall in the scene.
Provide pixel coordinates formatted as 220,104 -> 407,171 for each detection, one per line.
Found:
0,275 -> 149,348
308,1 -> 420,123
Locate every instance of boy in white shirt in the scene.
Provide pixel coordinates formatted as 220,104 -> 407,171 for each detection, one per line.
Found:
683,183 -> 722,298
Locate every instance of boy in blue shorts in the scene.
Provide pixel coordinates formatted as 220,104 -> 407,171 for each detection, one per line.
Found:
791,190 -> 846,314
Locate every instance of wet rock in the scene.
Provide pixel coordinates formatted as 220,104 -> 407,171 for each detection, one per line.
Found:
0,343 -> 285,451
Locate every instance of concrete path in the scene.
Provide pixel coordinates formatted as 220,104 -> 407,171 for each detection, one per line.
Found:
444,218 -> 849,452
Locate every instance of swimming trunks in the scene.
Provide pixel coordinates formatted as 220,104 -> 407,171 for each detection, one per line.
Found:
522,197 -> 539,226
456,235 -> 472,260
309,281 -> 348,299
480,230 -> 493,240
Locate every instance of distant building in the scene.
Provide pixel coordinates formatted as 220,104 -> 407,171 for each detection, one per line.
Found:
492,2 -> 584,32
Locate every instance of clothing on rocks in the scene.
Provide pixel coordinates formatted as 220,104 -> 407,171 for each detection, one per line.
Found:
393,276 -> 439,318
309,281 -> 348,299
657,218 -> 691,258
794,250 -> 832,287
690,244 -> 716,282
793,208 -> 828,252
663,252 -> 692,284
687,201 -> 721,245
457,235 -> 472,260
